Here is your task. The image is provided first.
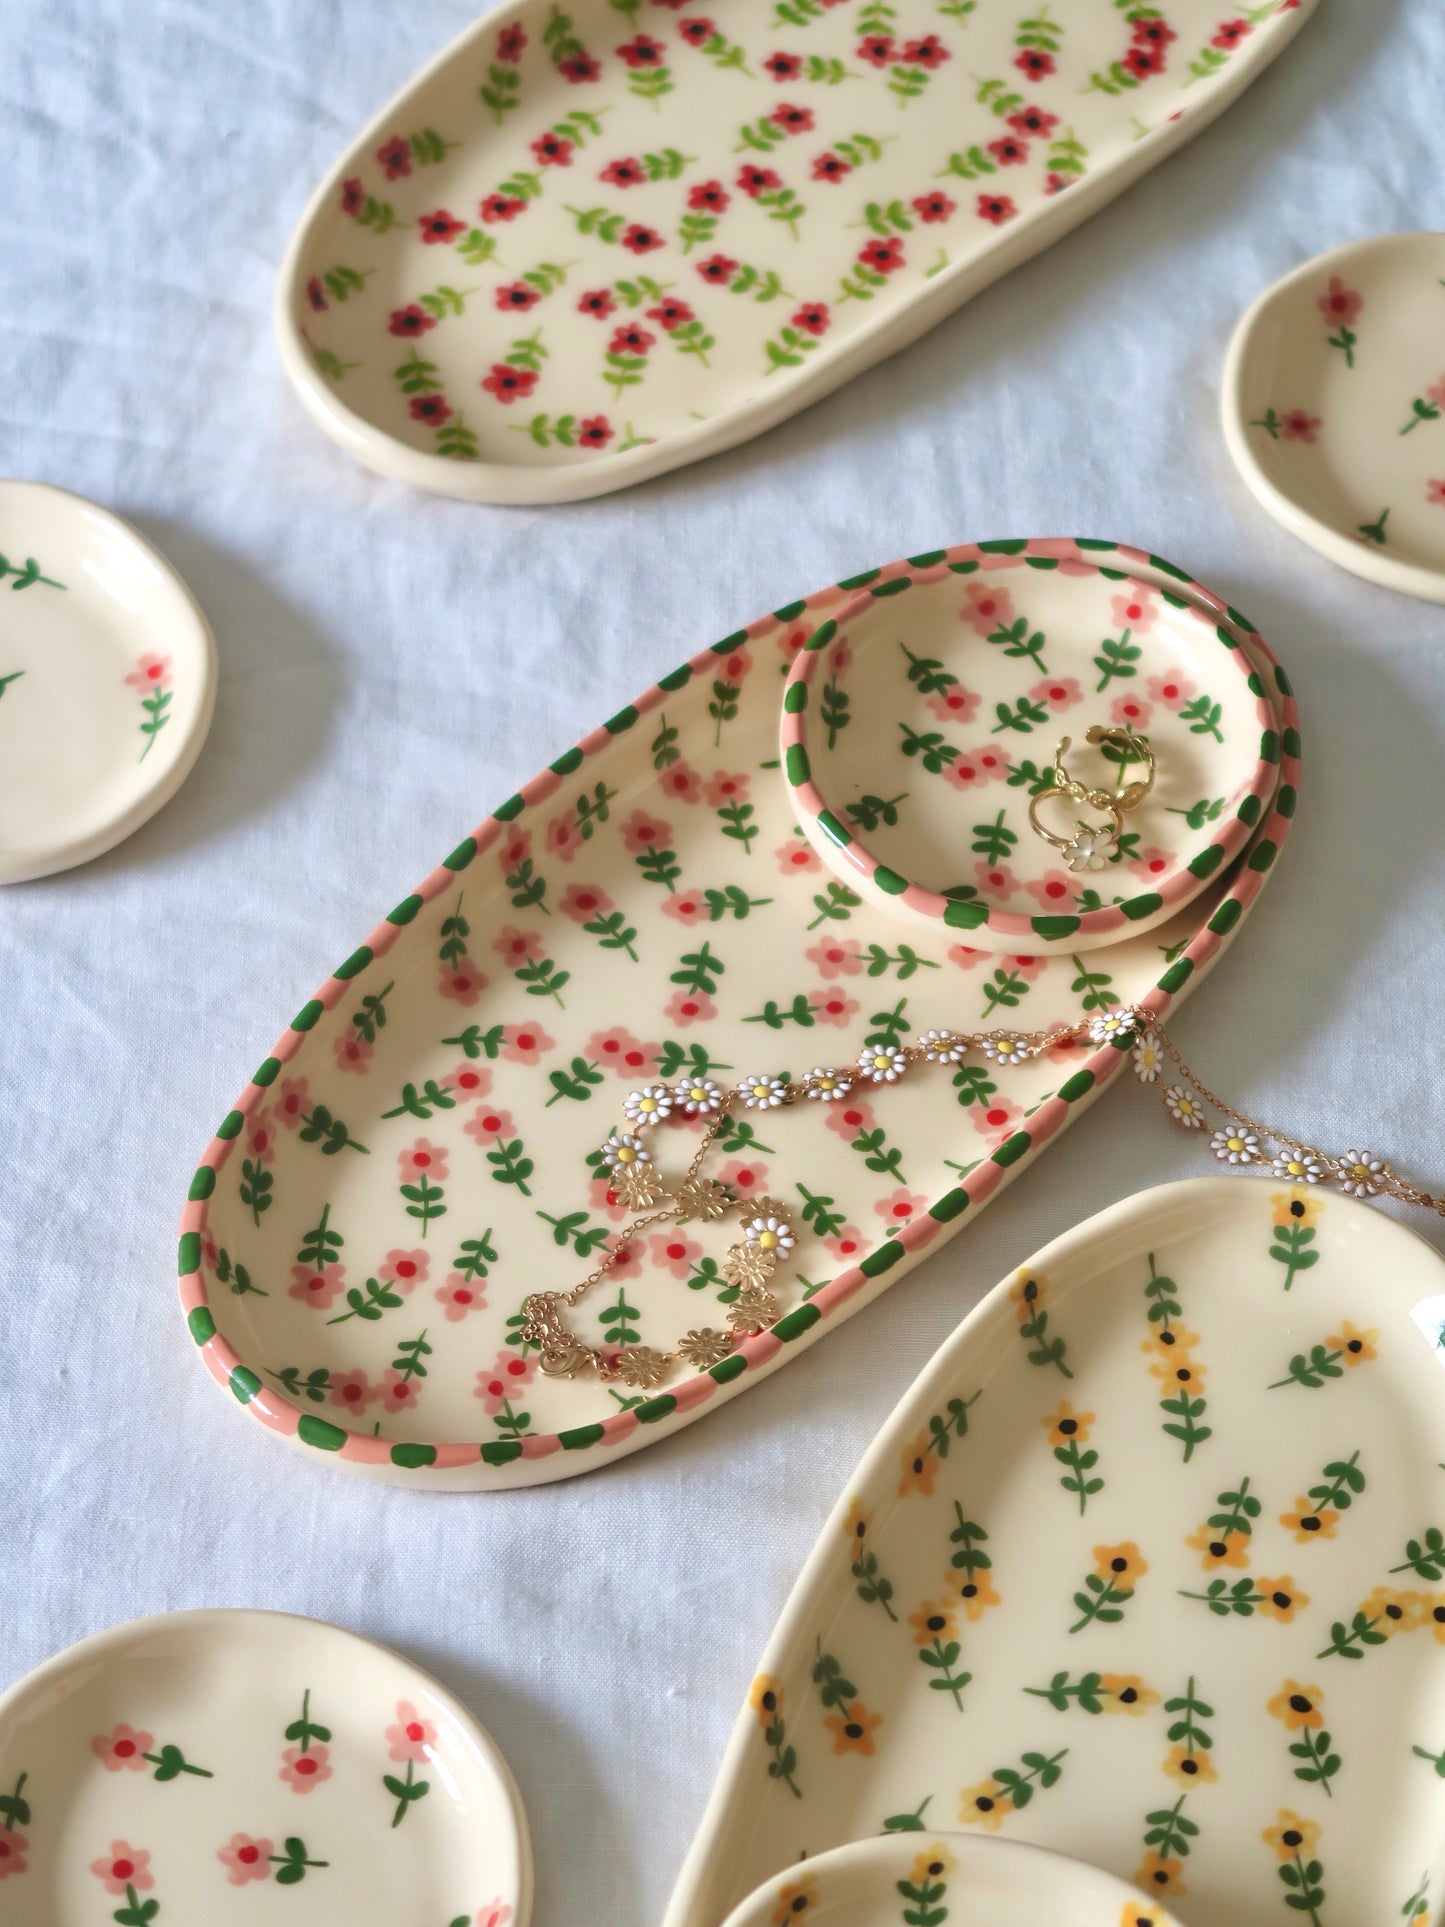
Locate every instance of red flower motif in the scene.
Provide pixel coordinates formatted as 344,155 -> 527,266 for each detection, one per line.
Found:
792,301 -> 830,336
857,32 -> 895,66
858,235 -> 905,273
697,252 -> 739,283
558,50 -> 601,81
578,415 -> 614,448
1211,17 -> 1252,48
497,22 -> 526,60
679,16 -> 715,44
977,194 -> 1017,226
688,178 -> 729,211
306,276 -> 327,311
770,101 -> 814,133
601,156 -> 646,187
610,324 -> 656,355
738,164 -> 782,199
495,280 -> 541,311
621,222 -> 664,253
1044,171 -> 1074,196
480,192 -> 527,223
764,50 -> 802,79
481,362 -> 540,403
912,190 -> 956,224
1132,18 -> 1179,48
1123,45 -> 1165,78
376,134 -> 411,179
616,33 -> 666,66
1318,275 -> 1364,325
646,298 -> 695,330
1007,104 -> 1059,137
409,394 -> 453,426
812,151 -> 852,183
388,305 -> 436,337
340,177 -> 364,214
578,287 -> 617,318
1014,47 -> 1054,78
532,132 -> 574,165
418,208 -> 466,244
987,135 -> 1029,166
901,33 -> 949,67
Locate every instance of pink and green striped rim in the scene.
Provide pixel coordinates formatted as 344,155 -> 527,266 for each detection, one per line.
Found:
177,538 -> 1300,1476
780,545 -> 1282,944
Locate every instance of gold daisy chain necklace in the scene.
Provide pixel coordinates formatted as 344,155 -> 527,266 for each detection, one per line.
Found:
519,1005 -> 1433,1391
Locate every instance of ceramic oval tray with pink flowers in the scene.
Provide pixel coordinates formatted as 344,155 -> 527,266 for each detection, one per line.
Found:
0,1609 -> 529,1927
178,538 -> 1298,1490
664,1178 -> 1445,1927
278,0 -> 1317,503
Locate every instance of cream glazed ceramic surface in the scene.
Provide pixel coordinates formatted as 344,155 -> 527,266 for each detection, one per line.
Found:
0,1609 -> 530,1927
0,481 -> 217,885
716,1832 -> 1185,1927
665,1178 -> 1445,1927
178,540 -> 1298,1492
1223,233 -> 1445,604
277,0 -> 1318,505
781,554 -> 1276,951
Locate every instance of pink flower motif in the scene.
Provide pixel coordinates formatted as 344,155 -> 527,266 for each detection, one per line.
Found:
560,881 -> 615,922
91,1843 -> 153,1894
1111,586 -> 1159,632
436,1272 -> 488,1321
824,1225 -> 870,1264
463,1104 -> 517,1146
606,1233 -> 645,1280
588,1175 -> 632,1223
974,859 -> 1018,899
948,943 -> 986,969
1429,377 -> 1445,411
385,1700 -> 439,1764
587,1027 -> 658,1079
288,1262 -> 346,1311
972,744 -> 1010,780
1279,408 -> 1322,443
717,1158 -> 770,1199
806,936 -> 863,978
218,1834 -> 273,1886
1109,693 -> 1153,729
875,1186 -> 928,1229
494,924 -> 544,967
92,1724 -> 155,1772
1128,845 -> 1174,883
657,762 -> 704,804
477,1902 -> 514,1927
776,837 -> 822,876
279,1745 -> 332,1793
501,1021 -> 553,1063
649,1228 -> 702,1278
379,1248 -> 429,1291
704,769 -> 750,808
378,1369 -> 421,1414
447,1060 -> 493,1102
398,1137 -> 449,1183
925,685 -> 981,726
475,1349 -> 537,1414
665,987 -> 717,1026
125,653 -> 172,693
972,1097 -> 1023,1140
962,581 -> 1013,636
1029,675 -> 1083,714
0,1829 -> 29,1879
811,986 -> 860,1027
661,888 -> 710,925
825,1097 -> 876,1141
1147,670 -> 1197,711
329,1367 -> 378,1416
546,811 -> 582,862
1003,951 -> 1047,983
1023,870 -> 1078,912
1426,478 -> 1445,506
621,808 -> 673,853
333,1031 -> 372,1074
497,826 -> 531,871
274,1077 -> 310,1129
944,750 -> 992,791
245,1108 -> 277,1164
438,956 -> 488,1005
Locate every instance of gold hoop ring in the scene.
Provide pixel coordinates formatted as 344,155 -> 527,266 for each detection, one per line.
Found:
1051,728 -> 1156,814
1027,785 -> 1125,874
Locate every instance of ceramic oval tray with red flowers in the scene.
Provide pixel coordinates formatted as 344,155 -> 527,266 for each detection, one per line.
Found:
277,0 -> 1317,504
0,1609 -> 530,1927
664,1177 -> 1445,1927
178,538 -> 1298,1490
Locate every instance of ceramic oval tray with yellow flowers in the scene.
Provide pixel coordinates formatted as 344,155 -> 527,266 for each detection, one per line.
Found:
178,539 -> 1298,1491
277,0 -> 1317,503
664,1176 -> 1445,1927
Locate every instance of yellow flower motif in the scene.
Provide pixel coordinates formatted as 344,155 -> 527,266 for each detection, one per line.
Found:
910,1600 -> 958,1648
1263,1811 -> 1320,1862
1121,1908 -> 1166,1927
1044,1401 -> 1093,1447
1279,1498 -> 1338,1544
898,1434 -> 937,1499
1133,1852 -> 1186,1897
1362,1585 -> 1424,1635
1256,1576 -> 1309,1623
946,1567 -> 1001,1620
1325,1321 -> 1377,1365
1423,1595 -> 1445,1642
1185,1524 -> 1250,1570
909,1844 -> 956,1886
1272,1189 -> 1322,1230
1099,1675 -> 1158,1715
1010,1269 -> 1046,1324
824,1703 -> 882,1756
1267,1681 -> 1324,1731
1142,1323 -> 1200,1365
842,1497 -> 871,1554
1163,1743 -> 1218,1785
1094,1542 -> 1148,1589
771,1874 -> 817,1925
749,1675 -> 783,1726
1149,1354 -> 1207,1396
959,1780 -> 1012,1830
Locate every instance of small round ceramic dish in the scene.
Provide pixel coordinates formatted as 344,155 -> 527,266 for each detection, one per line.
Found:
0,480 -> 217,884
717,1834 -> 1179,1927
0,1609 -> 530,1927
1223,232 -> 1445,604
781,550 -> 1277,952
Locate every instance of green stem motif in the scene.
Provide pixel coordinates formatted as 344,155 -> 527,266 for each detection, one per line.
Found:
1316,1608 -> 1388,1660
0,670 -> 24,699
1288,1720 -> 1341,1797
270,1837 -> 329,1884
0,552 -> 65,591
1144,1253 -> 1210,1460
851,1544 -> 898,1620
138,684 -> 172,761
1015,1272 -> 1073,1377
756,1684 -> 801,1799
917,1627 -> 971,1711
1269,1200 -> 1319,1288
1400,395 -> 1442,435
384,1756 -> 430,1828
327,1276 -> 403,1326
1024,1669 -> 1145,1714
1069,1549 -> 1143,1633
896,1856 -> 950,1926
142,1742 -> 213,1781
1273,1838 -> 1326,1925
1164,1677 -> 1215,1781
113,1884 -> 160,1926
882,1795 -> 934,1833
1358,507 -> 1391,545
285,1688 -> 331,1754
1053,1432 -> 1103,1515
0,1770 -> 30,1832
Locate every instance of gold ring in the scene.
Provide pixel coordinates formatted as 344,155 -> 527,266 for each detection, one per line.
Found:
1027,785 -> 1125,874
1051,727 -> 1156,814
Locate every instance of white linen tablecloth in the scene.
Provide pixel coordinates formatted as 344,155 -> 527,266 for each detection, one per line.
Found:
3,1 -> 1444,1919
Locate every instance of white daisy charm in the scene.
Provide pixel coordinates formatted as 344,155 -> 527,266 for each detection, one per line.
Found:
918,1028 -> 967,1065
1336,1150 -> 1386,1198
673,1075 -> 724,1118
856,1043 -> 909,1084
1272,1146 -> 1324,1185
1132,1037 -> 1164,1084
801,1066 -> 853,1102
981,1033 -> 1030,1068
601,1131 -> 651,1173
1064,825 -> 1118,873
1210,1126 -> 1261,1166
1087,1009 -> 1138,1047
623,1083 -> 673,1128
743,1212 -> 797,1259
1163,1086 -> 1205,1130
740,1072 -> 789,1109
